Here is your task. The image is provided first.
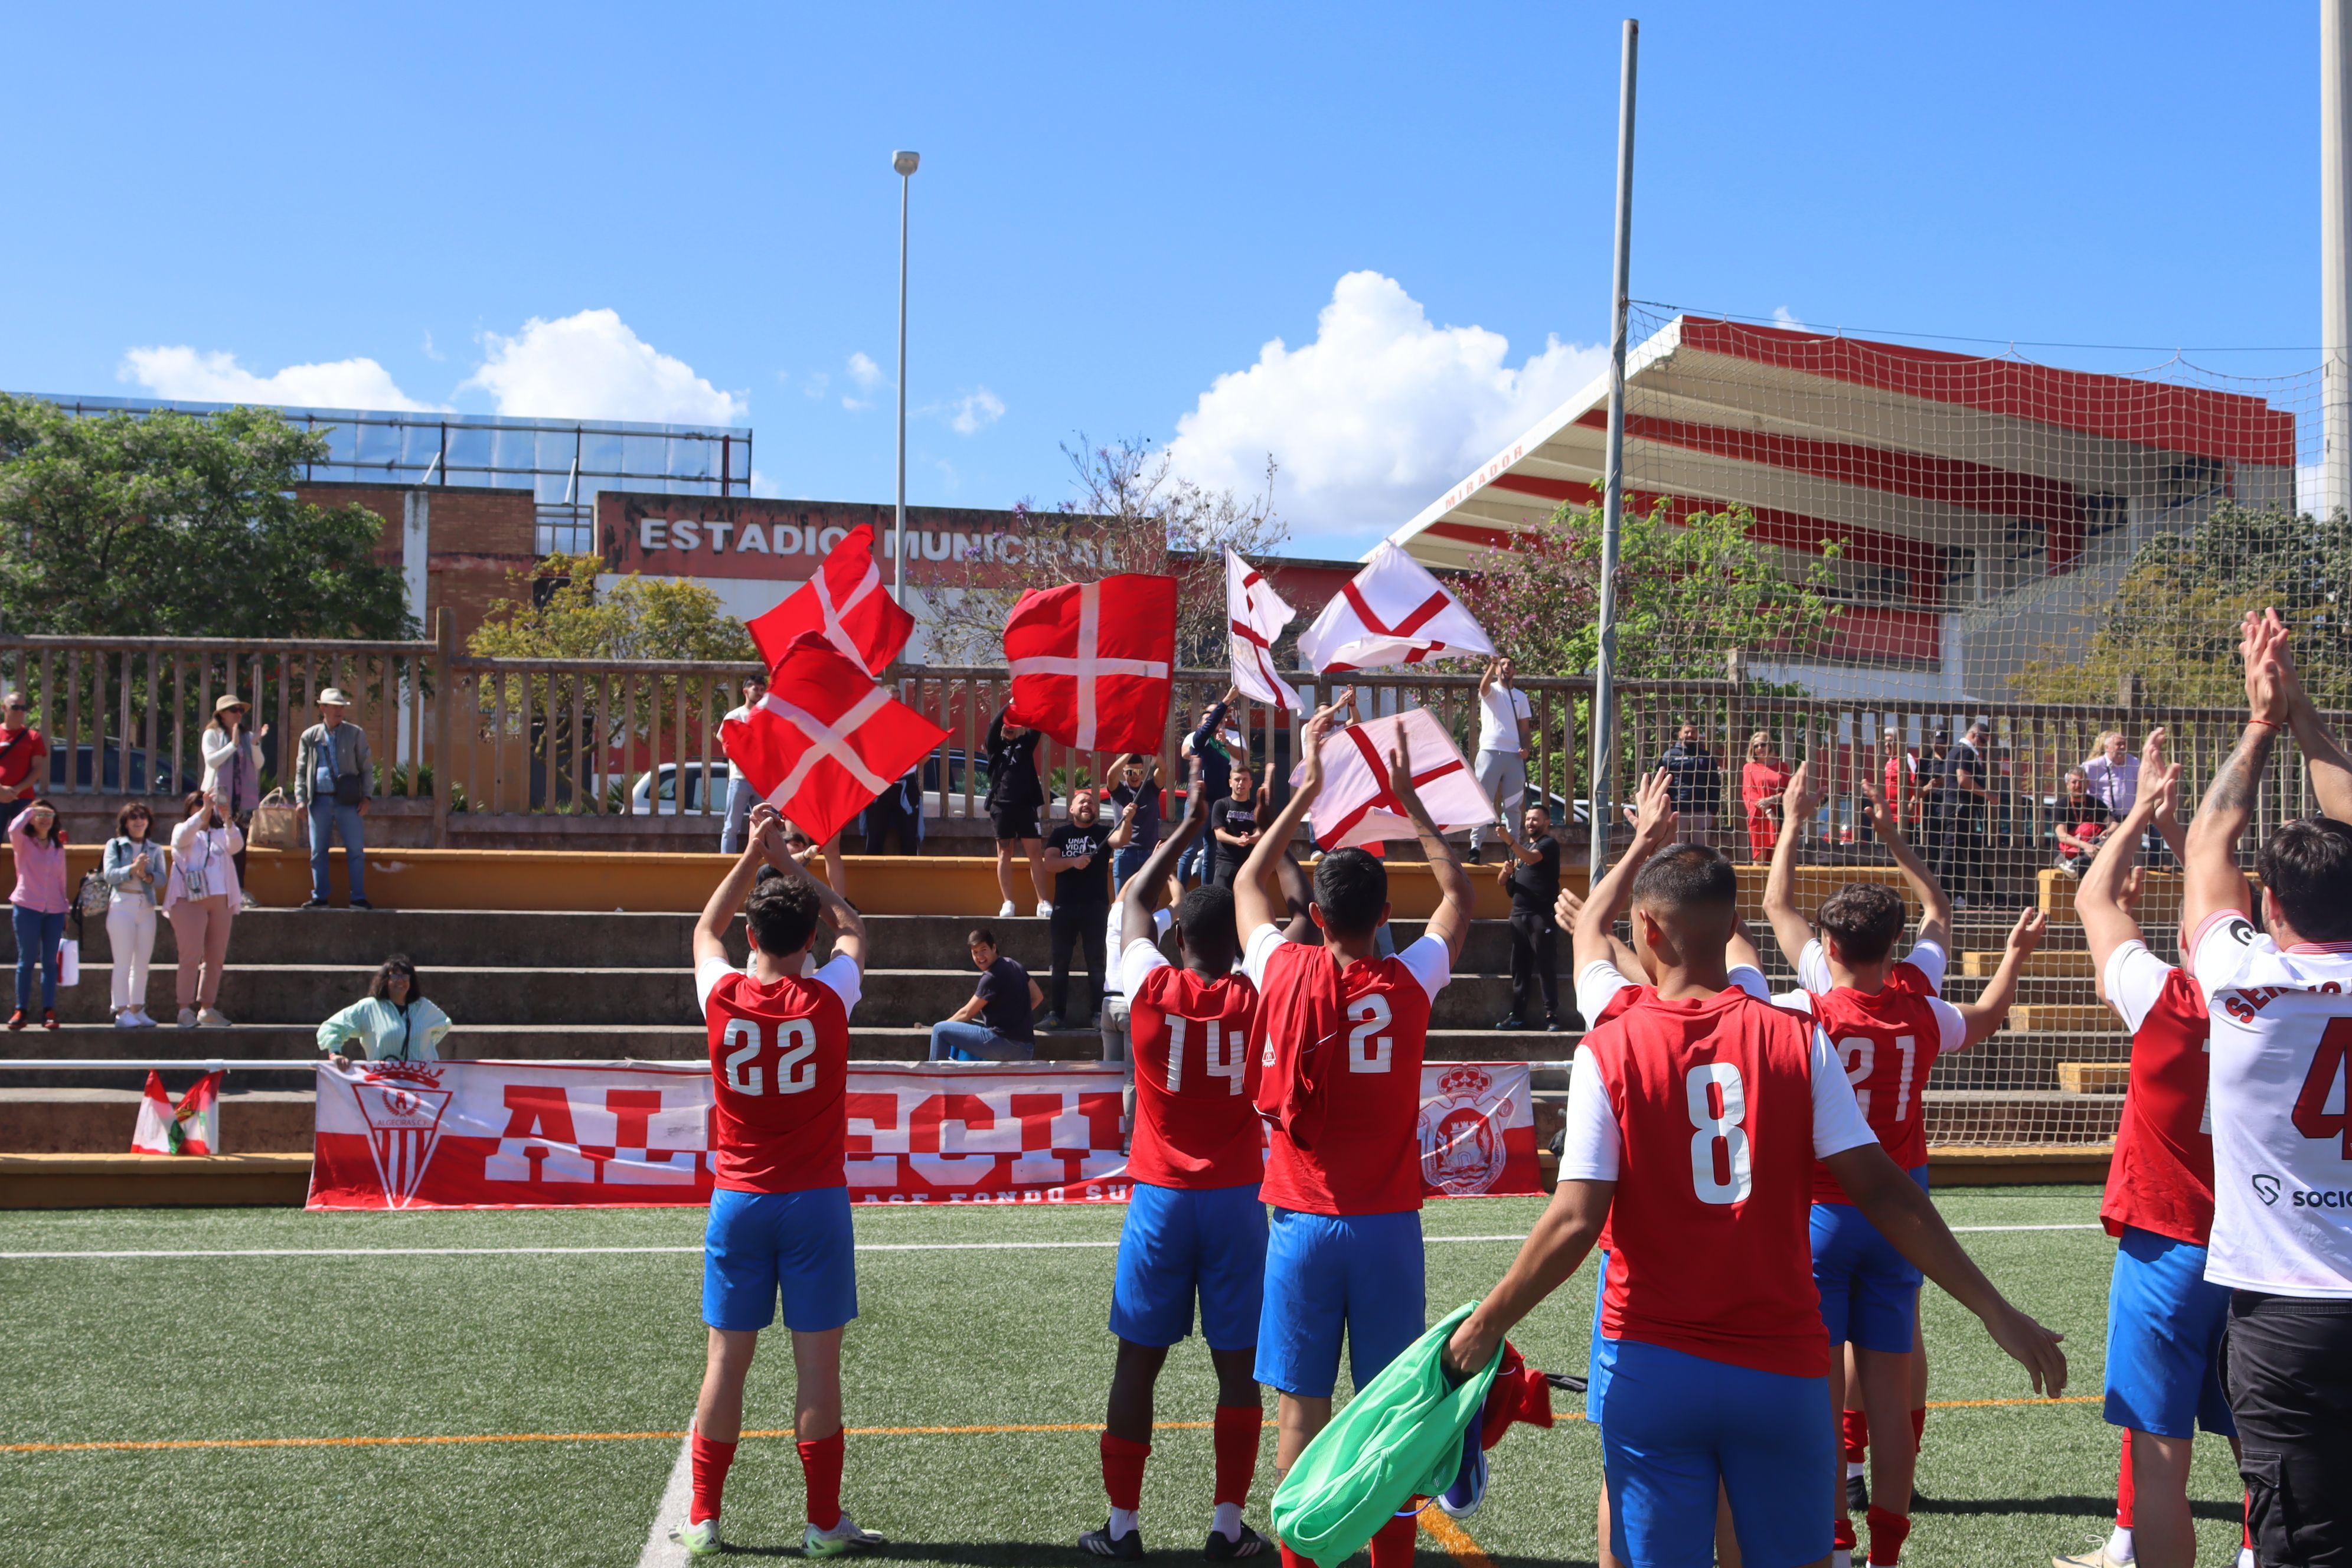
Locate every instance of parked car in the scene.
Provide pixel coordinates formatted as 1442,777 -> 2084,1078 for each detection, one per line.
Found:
629,752 -> 1068,824
49,743 -> 189,796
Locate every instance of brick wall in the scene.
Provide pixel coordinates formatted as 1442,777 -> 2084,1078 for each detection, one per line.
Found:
295,481 -> 540,646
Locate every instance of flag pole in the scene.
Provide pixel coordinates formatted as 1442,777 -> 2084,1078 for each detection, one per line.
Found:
1587,17 -> 1638,880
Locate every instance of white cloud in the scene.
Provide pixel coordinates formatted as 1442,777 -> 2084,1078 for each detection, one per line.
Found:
948,387 -> 1005,435
1773,306 -> 1808,331
118,346 -> 444,411
420,329 -> 446,362
460,308 -> 746,426
1165,271 -> 1604,556
842,352 -> 886,411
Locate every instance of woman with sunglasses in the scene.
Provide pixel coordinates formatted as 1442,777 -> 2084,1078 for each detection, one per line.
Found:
0,691 -> 48,833
102,801 -> 168,1027
200,694 -> 267,909
164,789 -> 243,1028
7,797 -> 69,1029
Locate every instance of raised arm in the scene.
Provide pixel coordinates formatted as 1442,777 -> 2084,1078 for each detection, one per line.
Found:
1572,769 -> 1678,979
1861,773 -> 1951,954
1388,727 -> 1474,965
2077,742 -> 2174,989
1949,907 -> 2046,1047
1762,762 -> 1822,969
754,806 -> 867,973
2141,728 -> 2188,865
694,834 -> 769,971
1124,759 -> 1205,950
2269,607 -> 2352,824
2183,611 -> 2280,936
1236,702 -> 1342,940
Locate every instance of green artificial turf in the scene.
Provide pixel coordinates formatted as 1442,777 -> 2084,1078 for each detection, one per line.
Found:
0,1187 -> 2251,1567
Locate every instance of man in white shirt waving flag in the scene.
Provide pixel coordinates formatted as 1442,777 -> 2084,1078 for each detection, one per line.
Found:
1225,549 -> 1301,712
2177,607 -> 2352,1567
1297,541 -> 1494,675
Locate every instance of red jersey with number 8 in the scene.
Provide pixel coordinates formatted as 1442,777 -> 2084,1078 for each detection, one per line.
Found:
1798,963 -> 1961,1201
1129,965 -> 1264,1189
705,965 -> 854,1194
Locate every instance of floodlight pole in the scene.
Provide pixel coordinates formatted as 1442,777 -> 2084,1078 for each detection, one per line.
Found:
893,149 -> 920,603
2326,0 -> 2352,522
1589,18 -> 1638,878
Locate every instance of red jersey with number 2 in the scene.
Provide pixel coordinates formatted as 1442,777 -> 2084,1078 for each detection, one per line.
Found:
705,967 -> 853,1194
1256,941 -> 1433,1216
1805,962 -> 1952,1201
1585,988 -> 1837,1377
1128,965 -> 1263,1190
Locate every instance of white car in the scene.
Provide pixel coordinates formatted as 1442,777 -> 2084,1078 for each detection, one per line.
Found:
628,755 -> 1066,822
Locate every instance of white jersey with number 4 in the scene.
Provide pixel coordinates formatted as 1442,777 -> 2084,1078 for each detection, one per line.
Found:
2190,913 -> 2352,1297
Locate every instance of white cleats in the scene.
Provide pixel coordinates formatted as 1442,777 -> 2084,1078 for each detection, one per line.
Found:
805,1512 -> 886,1557
670,1517 -> 721,1557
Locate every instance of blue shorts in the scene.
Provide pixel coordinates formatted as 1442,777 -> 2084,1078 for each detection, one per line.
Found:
1253,1207 -> 1425,1399
1811,1166 -> 1930,1353
1592,1336 -> 1833,1568
703,1185 -> 858,1334
2104,1226 -> 2236,1439
1586,1249 -> 1609,1422
1110,1181 -> 1268,1351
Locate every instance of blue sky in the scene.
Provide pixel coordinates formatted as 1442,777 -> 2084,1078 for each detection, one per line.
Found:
0,3 -> 2324,557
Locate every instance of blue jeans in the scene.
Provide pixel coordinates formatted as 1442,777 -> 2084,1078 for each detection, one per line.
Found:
720,776 -> 756,854
308,801 -> 367,903
1176,838 -> 1210,888
927,1021 -> 1033,1061
1112,843 -> 1154,893
12,904 -> 63,1014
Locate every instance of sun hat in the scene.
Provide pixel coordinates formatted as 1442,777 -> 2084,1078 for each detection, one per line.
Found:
214,694 -> 250,714
317,688 -> 352,707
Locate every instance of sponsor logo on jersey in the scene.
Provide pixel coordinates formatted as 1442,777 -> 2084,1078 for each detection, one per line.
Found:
2289,1188 -> 2352,1209
2253,1172 -> 2282,1206
350,1062 -> 452,1209
1418,1063 -> 1511,1196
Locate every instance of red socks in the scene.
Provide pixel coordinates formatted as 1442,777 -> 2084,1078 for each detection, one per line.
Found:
798,1429 -> 845,1531
2117,1429 -> 2135,1528
1834,1516 -> 1858,1554
1212,1406 -> 1262,1508
689,1430 -> 737,1525
1842,1407 -> 1869,1465
1368,1511 -> 1419,1566
1280,1547 -> 1315,1568
1907,1406 -> 1925,1455
1866,1505 -> 1911,1566
1100,1432 -> 1151,1511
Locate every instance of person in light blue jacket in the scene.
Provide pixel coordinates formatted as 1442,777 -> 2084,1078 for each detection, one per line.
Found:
317,955 -> 452,1064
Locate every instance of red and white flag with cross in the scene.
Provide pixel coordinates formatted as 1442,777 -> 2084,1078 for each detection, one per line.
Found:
1225,548 -> 1302,711
746,523 -> 916,677
720,632 -> 949,844
1291,708 -> 1492,850
1002,574 -> 1177,754
1298,541 -> 1495,674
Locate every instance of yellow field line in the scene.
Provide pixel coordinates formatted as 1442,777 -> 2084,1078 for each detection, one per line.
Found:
1418,1506 -> 1494,1566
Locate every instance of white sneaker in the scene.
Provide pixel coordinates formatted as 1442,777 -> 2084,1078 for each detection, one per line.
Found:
177,1007 -> 198,1028
114,1010 -> 139,1029
197,1007 -> 232,1027
669,1517 -> 721,1557
132,1009 -> 158,1028
1035,900 -> 1054,918
997,900 -> 1016,918
804,1513 -> 886,1557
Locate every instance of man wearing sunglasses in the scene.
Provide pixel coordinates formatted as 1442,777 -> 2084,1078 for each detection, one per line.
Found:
0,693 -> 47,832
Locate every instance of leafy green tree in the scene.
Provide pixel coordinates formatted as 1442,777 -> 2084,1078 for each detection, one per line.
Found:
467,553 -> 756,663
0,394 -> 411,638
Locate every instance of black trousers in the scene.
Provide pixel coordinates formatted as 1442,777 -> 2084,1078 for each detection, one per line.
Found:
2227,1291 -> 2352,1566
1048,902 -> 1106,1024
1929,812 -> 1983,901
863,798 -> 922,855
1508,910 -> 1558,1024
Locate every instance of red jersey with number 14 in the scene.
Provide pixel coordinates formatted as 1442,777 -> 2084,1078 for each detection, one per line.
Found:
1797,962 -> 1961,1201
704,962 -> 855,1194
1129,964 -> 1263,1189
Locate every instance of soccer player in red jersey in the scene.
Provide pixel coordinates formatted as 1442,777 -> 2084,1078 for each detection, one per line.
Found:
674,804 -> 881,1559
1444,831 -> 2067,1568
1762,763 -> 2045,1568
1084,764 -> 1278,1562
1234,705 -> 1474,1568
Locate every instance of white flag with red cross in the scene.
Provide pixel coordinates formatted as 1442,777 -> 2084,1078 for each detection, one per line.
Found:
1002,574 -> 1177,754
1225,549 -> 1302,712
1291,708 -> 1492,850
720,632 -> 950,845
131,1069 -> 223,1155
1297,541 -> 1495,674
746,523 -> 916,677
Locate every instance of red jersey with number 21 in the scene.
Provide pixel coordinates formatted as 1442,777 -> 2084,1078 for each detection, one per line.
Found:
1128,964 -> 1263,1189
704,962 -> 855,1194
1796,962 -> 1959,1201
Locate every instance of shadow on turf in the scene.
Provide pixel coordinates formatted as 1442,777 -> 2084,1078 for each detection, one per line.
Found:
1916,1494 -> 2243,1523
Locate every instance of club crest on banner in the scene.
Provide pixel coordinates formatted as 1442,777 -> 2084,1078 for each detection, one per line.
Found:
1417,1063 -> 1513,1196
350,1062 -> 453,1210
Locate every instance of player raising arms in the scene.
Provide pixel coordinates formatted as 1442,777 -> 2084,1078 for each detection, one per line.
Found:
1084,760 -> 1280,1562
1444,830 -> 2066,1568
1761,762 -> 2045,1568
675,802 -> 881,1559
1234,704 -> 1474,1568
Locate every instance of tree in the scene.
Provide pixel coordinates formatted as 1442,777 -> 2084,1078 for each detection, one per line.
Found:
2008,502 -> 2352,708
467,554 -> 757,664
923,435 -> 1286,663
0,394 -> 411,638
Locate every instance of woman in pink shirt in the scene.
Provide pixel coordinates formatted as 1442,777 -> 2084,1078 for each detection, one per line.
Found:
9,796 -> 70,1030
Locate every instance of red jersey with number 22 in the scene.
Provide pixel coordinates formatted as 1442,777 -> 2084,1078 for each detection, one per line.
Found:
1799,962 -> 1957,1201
1584,988 -> 1846,1376
1128,964 -> 1263,1189
1254,938 -> 1436,1216
705,963 -> 854,1194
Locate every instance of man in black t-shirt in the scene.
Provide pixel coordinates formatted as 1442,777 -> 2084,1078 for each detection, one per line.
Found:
1494,805 -> 1562,1030
927,927 -> 1042,1060
1207,767 -> 1261,886
1042,790 -> 1114,1028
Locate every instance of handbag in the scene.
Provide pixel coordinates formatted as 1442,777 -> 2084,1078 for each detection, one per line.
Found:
77,868 -> 112,917
178,832 -> 214,901
322,727 -> 367,806
250,788 -> 300,850
56,936 -> 77,989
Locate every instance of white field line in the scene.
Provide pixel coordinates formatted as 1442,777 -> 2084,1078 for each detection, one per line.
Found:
635,1433 -> 695,1568
0,1222 -> 2099,1262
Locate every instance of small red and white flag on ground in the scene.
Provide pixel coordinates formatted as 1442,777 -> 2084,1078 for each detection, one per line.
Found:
131,1069 -> 222,1155
1003,574 -> 1177,753
1297,541 -> 1495,674
1226,549 -> 1302,711
720,633 -> 950,845
746,523 -> 916,677
1291,708 -> 1492,850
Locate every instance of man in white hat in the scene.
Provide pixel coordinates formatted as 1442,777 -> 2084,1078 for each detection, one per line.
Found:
295,688 -> 372,910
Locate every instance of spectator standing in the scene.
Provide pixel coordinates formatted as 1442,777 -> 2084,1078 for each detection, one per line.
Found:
717,673 -> 769,855
1470,657 -> 1534,860
199,694 -> 267,908
984,706 -> 1053,918
0,691 -> 48,831
1657,721 -> 1724,849
2051,766 -> 2113,876
1870,729 -> 1917,841
165,790 -> 242,1028
1932,720 -> 1992,907
2083,730 -> 2140,818
317,955 -> 453,1064
1494,805 -> 1563,1030
1105,754 -> 1162,893
295,689 -> 372,910
1207,766 -> 1262,887
1042,789 -> 1113,1029
927,926 -> 1041,1060
7,797 -> 68,1030
1740,731 -> 1793,862
102,801 -> 168,1028
861,760 -> 923,856
1175,688 -> 1239,887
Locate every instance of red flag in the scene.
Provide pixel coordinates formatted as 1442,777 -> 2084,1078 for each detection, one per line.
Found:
746,524 -> 915,677
720,633 -> 949,844
1002,574 -> 1176,754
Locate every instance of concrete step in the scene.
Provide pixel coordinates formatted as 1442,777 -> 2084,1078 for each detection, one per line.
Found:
2004,1003 -> 2121,1033
1961,949 -> 2103,979
1928,1032 -> 2126,1090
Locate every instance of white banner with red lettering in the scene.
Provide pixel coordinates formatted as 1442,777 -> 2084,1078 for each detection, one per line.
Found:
308,1058 -> 1538,1210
